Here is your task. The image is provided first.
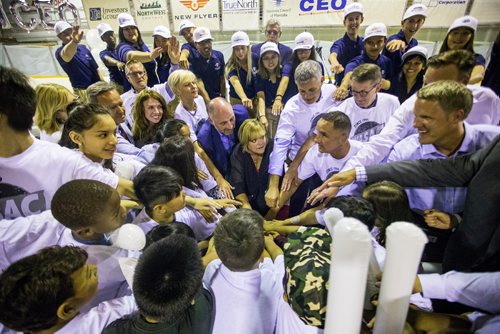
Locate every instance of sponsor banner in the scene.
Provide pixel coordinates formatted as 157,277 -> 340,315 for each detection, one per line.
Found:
263,0 -> 346,27
222,0 -> 259,31
132,0 -> 169,31
469,0 -> 500,24
171,0 -> 220,31
261,0 -> 405,28
82,0 -> 130,30
417,0 -> 469,28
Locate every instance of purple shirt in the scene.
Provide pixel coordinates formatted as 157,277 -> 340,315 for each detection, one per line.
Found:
55,44 -> 100,89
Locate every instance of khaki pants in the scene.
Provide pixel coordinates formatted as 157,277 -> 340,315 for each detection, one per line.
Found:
265,107 -> 280,140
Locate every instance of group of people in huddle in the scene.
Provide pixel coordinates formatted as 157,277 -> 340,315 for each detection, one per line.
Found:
0,1 -> 499,333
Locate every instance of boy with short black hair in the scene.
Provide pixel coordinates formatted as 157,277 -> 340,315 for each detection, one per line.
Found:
133,165 -> 234,240
0,180 -> 133,311
103,234 -> 214,333
203,209 -> 284,334
133,164 -> 185,222
0,245 -> 137,334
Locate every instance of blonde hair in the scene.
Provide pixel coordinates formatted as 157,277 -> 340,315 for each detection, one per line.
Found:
34,83 -> 72,134
417,80 -> 473,117
225,45 -> 253,85
132,90 -> 171,145
167,69 -> 197,97
238,119 -> 267,153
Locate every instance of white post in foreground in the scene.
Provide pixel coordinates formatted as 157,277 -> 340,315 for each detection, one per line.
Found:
373,222 -> 428,334
324,217 -> 372,334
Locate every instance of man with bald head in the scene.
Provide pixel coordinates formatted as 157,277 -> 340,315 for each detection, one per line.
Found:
197,98 -> 248,176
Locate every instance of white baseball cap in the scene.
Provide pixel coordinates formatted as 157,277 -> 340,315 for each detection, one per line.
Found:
402,45 -> 428,64
448,15 -> 478,33
260,41 -> 280,57
344,3 -> 363,18
54,21 -> 71,35
178,20 -> 196,33
293,32 -> 315,51
193,27 -> 212,43
402,4 -> 428,21
153,25 -> 171,39
364,23 -> 387,40
97,23 -> 113,37
231,31 -> 250,47
118,13 -> 137,28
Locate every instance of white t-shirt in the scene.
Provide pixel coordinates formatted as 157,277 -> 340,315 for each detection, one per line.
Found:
174,96 -> 208,142
0,211 -> 135,312
298,140 -> 363,181
178,187 -> 221,240
203,255 -> 285,334
111,152 -> 145,180
152,82 -> 175,105
56,295 -> 137,334
40,129 -> 62,144
0,139 -> 119,219
194,153 -> 217,192
466,85 -> 500,126
271,84 -> 339,166
336,93 -> 400,142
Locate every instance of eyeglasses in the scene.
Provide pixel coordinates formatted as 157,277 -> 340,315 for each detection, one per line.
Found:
349,81 -> 380,97
127,71 -> 146,78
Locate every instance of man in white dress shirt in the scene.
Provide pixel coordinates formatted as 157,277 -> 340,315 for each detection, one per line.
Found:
266,60 -> 339,214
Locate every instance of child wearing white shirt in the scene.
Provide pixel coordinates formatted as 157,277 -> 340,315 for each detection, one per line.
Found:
0,180 -> 137,312
203,209 -> 284,334
0,245 -> 137,334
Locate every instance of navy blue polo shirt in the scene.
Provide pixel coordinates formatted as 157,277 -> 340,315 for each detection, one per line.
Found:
99,47 -> 125,86
254,72 -> 293,107
155,55 -> 174,83
383,29 -> 418,78
190,50 -> 225,99
330,33 -> 364,85
181,42 -> 200,61
55,44 -> 100,89
345,51 -> 394,83
282,60 -> 324,97
228,53 -> 259,100
117,41 -> 159,90
252,42 -> 293,64
475,53 -> 486,66
391,72 -> 424,103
